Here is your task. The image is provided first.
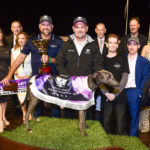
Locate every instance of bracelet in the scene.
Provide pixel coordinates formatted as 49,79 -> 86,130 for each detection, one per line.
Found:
49,57 -> 52,63
29,73 -> 32,78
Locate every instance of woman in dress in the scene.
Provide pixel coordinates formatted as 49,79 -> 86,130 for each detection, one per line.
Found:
11,32 -> 32,123
0,28 -> 11,133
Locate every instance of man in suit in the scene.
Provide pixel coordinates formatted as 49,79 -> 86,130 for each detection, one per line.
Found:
6,20 -> 23,48
93,23 -> 107,121
125,37 -> 150,136
118,17 -> 147,56
94,23 -> 108,57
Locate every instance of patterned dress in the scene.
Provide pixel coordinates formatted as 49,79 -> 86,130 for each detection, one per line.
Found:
0,45 -> 11,103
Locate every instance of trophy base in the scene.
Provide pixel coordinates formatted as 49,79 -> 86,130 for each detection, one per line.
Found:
39,66 -> 51,74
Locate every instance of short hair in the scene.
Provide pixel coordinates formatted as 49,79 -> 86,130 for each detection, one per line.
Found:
129,17 -> 140,24
95,23 -> 105,28
11,20 -> 22,27
106,34 -> 119,43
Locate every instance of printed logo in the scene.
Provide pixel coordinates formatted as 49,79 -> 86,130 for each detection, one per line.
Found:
85,49 -> 91,54
114,63 -> 121,69
49,44 -> 58,48
68,49 -> 75,52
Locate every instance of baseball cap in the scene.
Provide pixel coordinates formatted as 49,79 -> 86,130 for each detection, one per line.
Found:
39,15 -> 52,24
128,37 -> 140,44
73,16 -> 87,25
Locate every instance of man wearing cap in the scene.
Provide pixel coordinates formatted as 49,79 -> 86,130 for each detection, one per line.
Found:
118,17 -> 147,56
55,16 -> 103,119
2,15 -> 63,117
125,37 -> 150,136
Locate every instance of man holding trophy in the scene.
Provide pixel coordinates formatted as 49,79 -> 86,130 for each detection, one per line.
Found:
1,15 -> 63,116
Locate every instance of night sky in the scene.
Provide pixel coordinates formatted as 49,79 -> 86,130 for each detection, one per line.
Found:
0,0 -> 150,38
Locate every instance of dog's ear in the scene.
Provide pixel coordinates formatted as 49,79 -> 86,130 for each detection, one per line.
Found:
88,75 -> 98,91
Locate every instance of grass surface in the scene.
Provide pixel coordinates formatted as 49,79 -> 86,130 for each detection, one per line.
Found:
1,117 -> 147,150
1,117 -> 111,150
109,134 -> 148,150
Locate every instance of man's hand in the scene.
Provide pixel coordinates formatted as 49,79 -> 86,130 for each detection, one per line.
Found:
105,92 -> 116,101
42,55 -> 49,63
1,75 -> 12,86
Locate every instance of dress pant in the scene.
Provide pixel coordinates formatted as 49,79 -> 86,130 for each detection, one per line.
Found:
102,91 -> 127,135
125,88 -> 141,136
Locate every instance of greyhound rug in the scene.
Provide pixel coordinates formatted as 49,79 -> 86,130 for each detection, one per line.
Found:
30,74 -> 95,110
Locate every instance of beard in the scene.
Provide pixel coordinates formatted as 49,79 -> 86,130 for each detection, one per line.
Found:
41,30 -> 51,36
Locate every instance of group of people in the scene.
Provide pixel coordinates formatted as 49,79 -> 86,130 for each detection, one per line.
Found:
0,15 -> 150,138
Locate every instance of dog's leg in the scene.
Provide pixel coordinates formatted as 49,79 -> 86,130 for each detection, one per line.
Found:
83,111 -> 89,129
78,110 -> 87,136
25,88 -> 39,133
60,106 -> 64,118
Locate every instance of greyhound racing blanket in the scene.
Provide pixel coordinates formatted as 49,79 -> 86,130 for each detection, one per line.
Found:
30,74 -> 95,110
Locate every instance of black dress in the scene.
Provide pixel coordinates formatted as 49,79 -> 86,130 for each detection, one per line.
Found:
0,45 -> 11,103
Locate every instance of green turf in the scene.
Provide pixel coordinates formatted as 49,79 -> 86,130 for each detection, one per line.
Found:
1,117 -> 111,150
1,117 -> 148,150
109,134 -> 148,150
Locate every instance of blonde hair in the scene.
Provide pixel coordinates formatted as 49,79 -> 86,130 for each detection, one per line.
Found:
14,32 -> 29,50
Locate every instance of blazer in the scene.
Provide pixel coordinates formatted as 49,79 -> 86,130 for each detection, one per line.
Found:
6,34 -> 14,48
134,54 -> 150,96
93,37 -> 108,57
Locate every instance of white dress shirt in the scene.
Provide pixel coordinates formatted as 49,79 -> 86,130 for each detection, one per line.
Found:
97,36 -> 105,54
125,54 -> 138,88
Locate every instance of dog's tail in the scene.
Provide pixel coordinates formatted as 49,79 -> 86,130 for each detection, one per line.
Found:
16,82 -> 31,108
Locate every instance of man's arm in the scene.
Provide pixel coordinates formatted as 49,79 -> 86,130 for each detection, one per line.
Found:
55,43 -> 69,75
1,53 -> 27,86
139,60 -> 150,95
92,43 -> 103,71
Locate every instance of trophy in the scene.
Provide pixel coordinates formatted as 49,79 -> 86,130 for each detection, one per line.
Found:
32,39 -> 51,74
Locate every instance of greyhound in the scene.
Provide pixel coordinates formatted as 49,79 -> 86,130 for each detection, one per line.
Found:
23,69 -> 119,136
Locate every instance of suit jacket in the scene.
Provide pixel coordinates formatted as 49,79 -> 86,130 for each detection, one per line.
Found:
118,33 -> 148,56
134,54 -> 150,96
93,37 -> 108,57
6,34 -> 14,49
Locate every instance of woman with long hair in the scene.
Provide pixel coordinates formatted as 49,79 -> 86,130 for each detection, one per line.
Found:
11,32 -> 32,123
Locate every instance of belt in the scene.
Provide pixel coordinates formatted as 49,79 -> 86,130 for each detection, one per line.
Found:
125,87 -> 136,90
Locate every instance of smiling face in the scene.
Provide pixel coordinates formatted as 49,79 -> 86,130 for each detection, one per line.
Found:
129,19 -> 140,35
11,21 -> 22,36
106,37 -> 119,53
127,41 -> 140,55
95,23 -> 106,39
17,33 -> 27,47
72,22 -> 88,39
39,21 -> 53,37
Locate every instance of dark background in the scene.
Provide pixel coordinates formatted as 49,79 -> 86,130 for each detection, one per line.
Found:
0,0 -> 150,38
